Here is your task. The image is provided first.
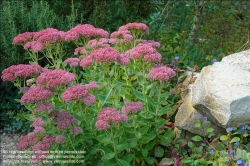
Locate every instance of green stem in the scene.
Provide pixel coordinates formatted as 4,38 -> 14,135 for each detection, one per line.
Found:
111,127 -> 119,163
67,134 -> 76,151
155,82 -> 163,134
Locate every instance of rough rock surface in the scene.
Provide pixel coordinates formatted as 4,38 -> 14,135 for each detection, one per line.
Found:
221,49 -> 250,72
175,85 -> 224,136
191,62 -> 250,128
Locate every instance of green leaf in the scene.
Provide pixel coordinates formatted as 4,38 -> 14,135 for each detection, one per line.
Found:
122,154 -> 134,162
116,144 -> 127,151
139,126 -> 149,135
129,140 -> 137,148
230,137 -> 240,143
102,153 -> 115,160
133,88 -> 144,100
144,157 -> 154,164
192,135 -> 203,142
195,122 -> 201,128
135,132 -> 142,139
42,116 -> 51,124
154,146 -> 164,157
142,149 -> 148,157
118,159 -> 130,166
206,128 -> 214,133
97,135 -> 112,144
220,135 -> 228,141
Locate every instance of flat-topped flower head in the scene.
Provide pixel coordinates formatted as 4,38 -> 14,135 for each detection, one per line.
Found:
24,41 -> 45,52
87,38 -> 110,49
74,47 -> 86,55
55,135 -> 65,144
36,69 -> 76,89
35,28 -> 66,44
64,58 -> 80,67
122,101 -> 143,114
17,132 -> 39,150
97,107 -> 123,124
80,55 -> 93,68
61,84 -> 89,103
90,47 -> 121,63
83,94 -> 96,106
125,44 -> 161,62
35,101 -> 53,112
148,65 -> 176,82
110,30 -> 133,41
13,32 -> 34,45
139,40 -> 161,48
70,126 -> 83,135
65,24 -> 108,42
119,22 -> 149,35
117,54 -> 130,66
53,110 -> 77,130
95,120 -> 110,130
84,81 -> 101,90
1,64 -> 42,82
20,85 -> 53,105
30,118 -> 45,128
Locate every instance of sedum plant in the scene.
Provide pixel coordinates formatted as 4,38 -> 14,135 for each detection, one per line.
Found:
1,22 -> 177,165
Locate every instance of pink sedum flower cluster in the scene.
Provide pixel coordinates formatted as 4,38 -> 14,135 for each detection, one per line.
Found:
1,64 -> 42,81
55,135 -> 65,144
61,84 -> 89,103
83,94 -> 96,106
90,47 -> 121,63
87,38 -> 110,49
70,126 -> 83,135
110,30 -> 133,44
84,81 -> 101,90
140,40 -> 161,48
35,101 -> 53,112
95,107 -> 128,130
122,101 -> 143,114
23,41 -> 45,52
65,24 -> 108,42
52,110 -> 78,130
74,47 -> 86,55
20,85 -> 53,105
36,69 -> 76,89
117,54 -> 130,66
125,44 -> 161,63
13,32 -> 34,45
34,28 -> 66,44
64,58 -> 80,67
119,22 -> 149,35
148,65 -> 176,82
17,132 -> 40,150
79,55 -> 93,68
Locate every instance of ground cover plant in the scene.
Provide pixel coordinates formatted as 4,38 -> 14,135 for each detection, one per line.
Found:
1,22 -> 250,166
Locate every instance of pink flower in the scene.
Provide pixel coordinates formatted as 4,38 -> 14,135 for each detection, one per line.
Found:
35,102 -> 53,112
65,24 -> 108,42
140,40 -> 161,48
70,126 -> 83,135
33,126 -> 45,134
95,120 -> 110,130
55,135 -> 65,144
79,55 -> 93,68
83,94 -> 96,106
64,58 -> 80,67
53,110 -> 77,130
110,30 -> 133,41
84,81 -> 100,89
20,85 -> 53,105
125,44 -> 161,62
74,47 -> 86,55
148,65 -> 176,82
119,22 -> 149,35
90,47 -> 121,63
24,41 -> 45,52
17,132 -> 40,150
36,69 -> 76,89
122,101 -> 143,114
30,118 -> 45,128
34,28 -> 65,44
1,64 -> 42,81
61,84 -> 89,103
97,107 -> 123,124
20,87 -> 30,94
87,38 -> 110,49
120,114 -> 129,122
13,32 -> 34,45
144,52 -> 162,63
117,54 -> 130,66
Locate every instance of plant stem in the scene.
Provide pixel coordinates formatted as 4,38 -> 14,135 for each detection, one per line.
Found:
110,127 -> 119,163
155,81 -> 163,134
67,134 -> 76,151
